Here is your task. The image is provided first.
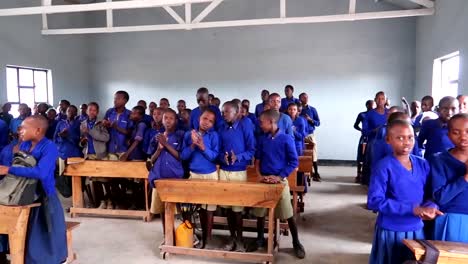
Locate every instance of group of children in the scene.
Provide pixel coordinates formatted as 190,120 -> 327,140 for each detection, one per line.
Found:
354,91 -> 468,264
0,84 -> 322,262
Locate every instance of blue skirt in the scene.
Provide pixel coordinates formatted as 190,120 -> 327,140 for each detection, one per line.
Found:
369,226 -> 423,264
0,235 -> 7,252
26,193 -> 67,264
434,213 -> 468,243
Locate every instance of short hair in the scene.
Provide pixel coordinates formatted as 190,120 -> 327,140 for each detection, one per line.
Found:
287,102 -> 298,109
27,115 -> 49,130
208,94 -> 215,98
421,95 -> 434,103
68,105 -> 78,113
116,90 -> 129,102
387,112 -> 409,124
388,105 -> 406,114
260,109 -> 280,123
261,90 -> 270,95
439,96 -> 457,107
182,108 -> 192,115
201,108 -> 217,121
138,100 -> 147,105
88,102 -> 99,111
387,119 -> 412,132
365,100 -> 374,107
269,93 -> 281,100
457,95 -> 465,100
59,99 -> 70,106
160,98 -> 169,103
448,113 -> 468,130
46,108 -> 56,114
163,108 -> 178,119
132,105 -> 145,116
197,87 -> 209,94
19,103 -> 29,108
231,98 -> 241,105
80,103 -> 88,108
298,92 -> 307,98
241,99 -> 250,105
177,99 -> 186,104
285,85 -> 294,92
222,101 -> 239,113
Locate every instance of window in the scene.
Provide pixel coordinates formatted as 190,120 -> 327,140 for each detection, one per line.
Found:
432,51 -> 460,103
6,66 -> 53,117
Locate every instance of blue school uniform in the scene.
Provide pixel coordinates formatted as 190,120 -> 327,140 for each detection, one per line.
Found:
355,111 -> 369,161
104,108 -> 132,154
143,114 -> 153,126
246,113 -> 257,127
300,105 -> 320,135
128,121 -> 147,160
46,119 -> 58,140
0,119 -> 8,151
418,119 -> 453,159
291,116 -> 307,156
144,125 -> 165,156
181,130 -> 219,174
148,130 -> 185,188
255,102 -> 267,117
0,112 -> 13,126
255,129 -> 298,177
280,97 -> 300,112
53,119 -> 82,159
189,106 -> 222,131
77,113 -> 88,123
218,118 -> 256,172
4,138 -> 67,263
9,116 -> 25,135
430,151 -> 468,243
278,113 -> 294,138
366,109 -> 388,139
368,155 -> 433,264
0,143 -> 14,166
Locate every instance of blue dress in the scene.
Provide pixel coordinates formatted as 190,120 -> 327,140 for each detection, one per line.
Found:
430,151 -> 468,243
1,138 -> 67,263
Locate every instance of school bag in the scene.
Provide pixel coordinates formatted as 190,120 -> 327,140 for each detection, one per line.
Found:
0,151 -> 39,205
403,239 -> 440,264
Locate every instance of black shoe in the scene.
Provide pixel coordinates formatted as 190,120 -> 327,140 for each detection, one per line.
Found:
245,238 -> 266,252
293,242 -> 306,259
0,253 -> 8,264
222,238 -> 237,251
313,173 -> 321,182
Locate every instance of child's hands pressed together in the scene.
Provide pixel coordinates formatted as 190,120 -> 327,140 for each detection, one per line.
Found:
0,165 -> 9,175
157,133 -> 168,148
262,175 -> 281,184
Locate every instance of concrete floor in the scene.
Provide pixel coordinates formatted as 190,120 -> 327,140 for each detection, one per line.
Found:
64,166 -> 376,264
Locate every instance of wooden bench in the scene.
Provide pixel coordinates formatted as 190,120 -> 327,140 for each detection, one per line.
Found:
404,239 -> 468,264
0,203 -> 40,264
156,179 -> 284,264
64,158 -> 152,222
66,221 -> 80,263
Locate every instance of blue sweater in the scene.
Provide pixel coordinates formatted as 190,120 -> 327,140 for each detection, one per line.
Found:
53,119 -> 82,159
255,102 -> 267,117
418,119 -> 453,159
255,129 -> 298,178
430,151 -> 468,214
368,155 -> 433,232
300,105 -> 320,134
104,107 -> 133,154
189,106 -> 222,131
181,130 -> 219,174
278,113 -> 294,138
291,116 -> 307,156
218,118 -> 256,171
365,109 -> 388,139
280,97 -> 300,112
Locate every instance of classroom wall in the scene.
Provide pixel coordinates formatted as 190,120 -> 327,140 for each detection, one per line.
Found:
88,0 -> 416,160
414,0 -> 468,100
0,1 -> 91,108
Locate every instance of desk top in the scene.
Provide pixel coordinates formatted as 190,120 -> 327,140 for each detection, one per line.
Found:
404,239 -> 468,260
156,179 -> 284,208
64,159 -> 148,178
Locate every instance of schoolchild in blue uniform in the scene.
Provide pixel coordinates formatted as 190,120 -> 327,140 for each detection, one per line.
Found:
255,90 -> 270,118
367,119 -> 442,264
54,105 -> 82,175
280,85 -> 300,112
413,96 -> 438,132
120,106 -> 147,161
0,115 -> 67,264
137,100 -> 153,126
181,109 -> 219,249
78,104 -> 89,123
55,99 -> 70,121
430,113 -> 468,243
189,88 -> 222,131
9,103 -> 29,142
268,93 -> 293,137
144,107 -> 165,157
299,92 -> 321,181
45,108 -> 58,140
354,100 -> 375,182
418,96 -> 458,159
241,99 -> 257,126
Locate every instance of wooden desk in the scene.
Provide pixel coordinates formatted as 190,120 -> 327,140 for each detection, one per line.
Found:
0,203 -> 40,264
404,239 -> 468,264
64,159 -> 151,222
156,179 -> 284,264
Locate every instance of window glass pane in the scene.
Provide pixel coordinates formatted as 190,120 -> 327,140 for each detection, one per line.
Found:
6,67 -> 19,102
10,104 -> 19,118
19,68 -> 34,87
442,56 -> 459,82
34,70 -> 48,102
19,88 -> 35,109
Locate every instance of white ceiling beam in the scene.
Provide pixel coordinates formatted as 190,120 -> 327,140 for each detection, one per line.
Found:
280,0 -> 286,18
106,0 -> 113,28
0,0 -> 213,17
349,0 -> 356,14
192,0 -> 223,24
185,3 -> 191,29
42,8 -> 434,35
163,6 -> 185,24
41,0 -> 52,30
407,0 -> 434,8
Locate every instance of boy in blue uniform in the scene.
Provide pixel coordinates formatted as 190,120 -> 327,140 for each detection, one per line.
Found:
144,107 -> 165,158
137,100 -> 153,126
120,106 -> 147,161
181,109 -> 219,249
430,113 -> 468,243
148,108 -> 185,233
299,92 -> 321,181
248,109 -> 305,259
367,119 -> 442,264
287,103 -> 307,156
159,98 -> 170,110
418,96 -> 458,159
268,93 -> 293,137
9,103 -> 29,141
255,89 -> 269,118
280,85 -> 300,112
413,96 -> 438,131
46,108 -> 58,140
54,105 -> 82,175
78,103 -> 88,122
0,115 -> 67,264
190,87 -> 222,130
55,99 -> 70,121
218,101 -> 256,251
0,103 -> 13,126
354,100 -> 375,182
366,92 -> 389,140
241,99 -> 257,126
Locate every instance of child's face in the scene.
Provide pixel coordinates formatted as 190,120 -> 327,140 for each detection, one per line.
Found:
66,107 -> 77,120
366,101 -> 376,111
38,104 -> 48,114
268,96 -> 281,111
287,105 -> 298,119
59,101 -> 68,112
197,93 -> 209,108
261,91 -> 269,102
421,99 -> 433,112
222,105 -> 237,123
20,119 -> 41,142
181,110 -> 190,122
113,94 -> 127,108
411,102 -> 421,115
386,124 -> 415,156
163,112 -> 177,130
199,112 -> 215,132
285,87 -> 293,98
439,100 -> 459,122
159,100 -> 169,109
299,94 -> 308,105
80,105 -> 87,115
449,118 -> 468,150
153,109 -> 163,123
47,110 -> 56,121
18,105 -> 28,117
149,102 -> 157,111
259,116 -> 273,133
458,96 -> 468,114
177,101 -> 186,113
375,94 -> 386,108
87,105 -> 98,120
130,110 -> 142,121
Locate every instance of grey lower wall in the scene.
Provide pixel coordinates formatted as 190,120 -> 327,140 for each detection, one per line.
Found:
414,0 -> 468,100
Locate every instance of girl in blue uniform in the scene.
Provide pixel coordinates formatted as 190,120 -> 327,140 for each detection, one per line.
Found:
367,119 -> 442,264
354,100 -> 375,183
0,115 -> 67,264
430,113 -> 468,243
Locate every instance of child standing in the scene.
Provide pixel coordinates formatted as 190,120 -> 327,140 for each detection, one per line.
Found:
280,85 -> 300,112
367,119 -> 442,264
255,90 -> 270,118
299,92 -> 321,181
54,105 -> 82,175
354,100 -> 375,182
120,106 -> 147,161
189,87 -> 222,131
430,113 -> 468,243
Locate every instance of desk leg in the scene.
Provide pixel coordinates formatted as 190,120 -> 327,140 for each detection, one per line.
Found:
8,208 -> 31,264
164,203 -> 175,246
293,191 -> 299,220
144,179 -> 151,222
71,176 -> 83,218
267,208 -> 274,255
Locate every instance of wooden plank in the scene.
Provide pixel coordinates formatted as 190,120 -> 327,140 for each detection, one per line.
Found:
213,216 -> 289,231
70,207 -> 150,219
267,208 -> 274,254
298,156 -> 313,174
66,221 -> 81,230
404,240 -> 468,262
64,160 -> 148,178
165,203 -> 175,246
156,179 -> 284,208
160,245 -> 274,263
